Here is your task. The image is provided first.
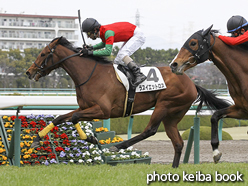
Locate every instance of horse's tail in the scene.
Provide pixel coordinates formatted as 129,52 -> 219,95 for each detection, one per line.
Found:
194,85 -> 231,113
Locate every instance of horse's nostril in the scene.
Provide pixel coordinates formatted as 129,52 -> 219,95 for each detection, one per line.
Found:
171,62 -> 178,68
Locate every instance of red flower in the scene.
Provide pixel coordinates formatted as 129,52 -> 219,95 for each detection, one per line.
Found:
18,116 -> 26,122
51,126 -> 59,133
39,156 -> 47,160
53,141 -> 58,146
39,120 -> 46,127
44,134 -> 49,140
31,154 -> 38,159
54,133 -> 60,138
48,153 -> 56,159
55,147 -> 65,152
23,161 -> 31,165
34,161 -> 40,165
43,141 -> 50,146
30,121 -> 37,128
44,147 -> 52,153
31,128 -> 39,134
60,133 -> 68,140
21,122 -> 29,128
10,115 -> 16,121
62,139 -> 71,146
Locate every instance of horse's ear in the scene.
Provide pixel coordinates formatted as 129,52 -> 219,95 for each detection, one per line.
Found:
202,24 -> 213,36
57,36 -> 63,43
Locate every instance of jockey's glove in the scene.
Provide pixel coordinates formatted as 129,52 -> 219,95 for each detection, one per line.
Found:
80,48 -> 93,56
83,44 -> 93,50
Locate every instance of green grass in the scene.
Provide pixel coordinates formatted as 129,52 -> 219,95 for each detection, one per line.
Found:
0,163 -> 247,186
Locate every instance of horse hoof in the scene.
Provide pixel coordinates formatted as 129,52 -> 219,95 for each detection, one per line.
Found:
109,146 -> 118,152
213,150 -> 222,164
85,136 -> 98,144
31,135 -> 42,148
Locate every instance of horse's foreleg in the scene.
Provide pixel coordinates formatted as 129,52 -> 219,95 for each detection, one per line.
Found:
31,109 -> 82,148
211,106 -> 245,163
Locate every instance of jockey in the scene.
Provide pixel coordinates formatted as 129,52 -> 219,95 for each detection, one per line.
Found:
216,15 -> 248,45
80,18 -> 147,87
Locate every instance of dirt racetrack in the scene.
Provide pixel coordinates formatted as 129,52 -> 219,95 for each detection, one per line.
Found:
133,140 -> 248,164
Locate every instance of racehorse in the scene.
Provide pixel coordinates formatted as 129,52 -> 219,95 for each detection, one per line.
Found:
26,36 -> 230,168
169,25 -> 248,164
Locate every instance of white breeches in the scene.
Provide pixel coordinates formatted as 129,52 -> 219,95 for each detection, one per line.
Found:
114,27 -> 146,65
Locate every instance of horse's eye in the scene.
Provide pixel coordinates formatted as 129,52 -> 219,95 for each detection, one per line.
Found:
190,41 -> 197,46
41,53 -> 45,57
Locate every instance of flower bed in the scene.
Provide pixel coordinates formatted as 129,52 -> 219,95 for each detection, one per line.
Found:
0,115 -> 103,166
0,115 -> 151,166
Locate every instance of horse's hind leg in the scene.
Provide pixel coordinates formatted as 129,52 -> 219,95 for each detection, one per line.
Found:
110,106 -> 166,152
162,117 -> 184,168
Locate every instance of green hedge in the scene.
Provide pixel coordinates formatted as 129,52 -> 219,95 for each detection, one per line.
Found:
181,126 -> 233,140
106,115 -> 248,135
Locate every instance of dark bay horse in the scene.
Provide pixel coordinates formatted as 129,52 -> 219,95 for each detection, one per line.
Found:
169,25 -> 248,164
26,36 -> 230,167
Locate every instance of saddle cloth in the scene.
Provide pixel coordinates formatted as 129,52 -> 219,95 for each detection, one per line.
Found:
113,64 -> 167,92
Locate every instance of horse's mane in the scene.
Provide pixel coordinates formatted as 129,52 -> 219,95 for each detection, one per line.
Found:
53,37 -> 113,64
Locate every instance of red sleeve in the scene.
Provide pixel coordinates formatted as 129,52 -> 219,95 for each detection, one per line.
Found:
218,31 -> 248,45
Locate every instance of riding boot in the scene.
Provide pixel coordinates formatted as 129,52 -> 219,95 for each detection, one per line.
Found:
127,61 -> 147,87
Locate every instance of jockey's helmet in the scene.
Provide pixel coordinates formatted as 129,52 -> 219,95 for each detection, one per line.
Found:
227,15 -> 248,33
82,18 -> 101,33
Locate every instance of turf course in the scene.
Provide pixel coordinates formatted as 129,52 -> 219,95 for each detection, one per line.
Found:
0,163 -> 247,186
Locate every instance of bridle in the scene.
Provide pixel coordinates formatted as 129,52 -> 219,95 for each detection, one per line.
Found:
183,30 -> 216,65
33,39 -> 97,87
34,43 -> 80,76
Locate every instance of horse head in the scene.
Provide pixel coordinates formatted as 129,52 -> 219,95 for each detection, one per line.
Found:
170,25 -> 214,74
26,36 -> 64,81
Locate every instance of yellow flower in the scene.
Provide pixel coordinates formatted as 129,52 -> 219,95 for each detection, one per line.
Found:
93,119 -> 99,121
28,149 -> 33,154
3,156 -> 7,160
20,161 -> 23,165
7,138 -> 11,141
20,142 -> 24,148
105,138 -> 111,144
4,122 -> 10,127
23,155 -> 31,159
99,140 -> 105,144
104,128 -> 109,132
95,128 -> 101,132
0,148 -> 5,153
8,117 -> 11,121
7,129 -> 12,133
2,161 -> 6,165
3,116 -> 8,119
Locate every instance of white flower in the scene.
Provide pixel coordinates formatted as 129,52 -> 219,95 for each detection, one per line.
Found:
102,148 -> 109,153
144,152 -> 149,157
111,155 -> 116,159
86,159 -> 92,163
89,144 -> 95,149
86,151 -> 90,156
92,150 -> 98,154
118,149 -> 125,154
69,159 -> 74,163
94,156 -> 102,161
78,159 -> 84,163
127,146 -> 133,151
